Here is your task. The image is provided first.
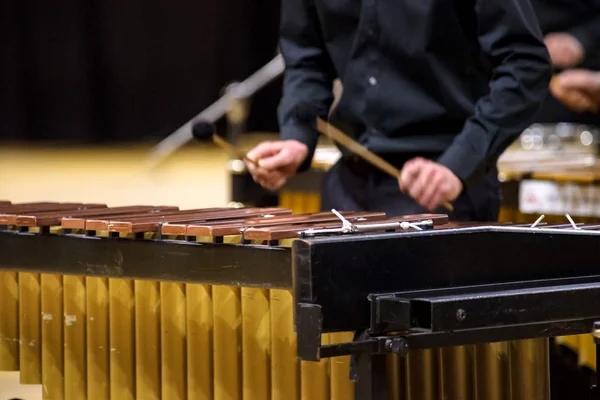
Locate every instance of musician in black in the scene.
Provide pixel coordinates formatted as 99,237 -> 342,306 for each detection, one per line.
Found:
245,0 -> 552,221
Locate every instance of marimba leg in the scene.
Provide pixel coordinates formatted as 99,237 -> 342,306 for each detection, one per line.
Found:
354,352 -> 388,400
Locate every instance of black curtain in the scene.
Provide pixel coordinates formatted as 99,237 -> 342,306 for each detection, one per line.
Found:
0,0 -> 282,143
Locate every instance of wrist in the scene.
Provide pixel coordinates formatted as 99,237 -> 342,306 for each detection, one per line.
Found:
285,140 -> 310,170
280,123 -> 317,173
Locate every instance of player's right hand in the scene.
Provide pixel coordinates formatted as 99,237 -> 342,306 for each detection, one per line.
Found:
551,69 -> 600,113
245,140 -> 308,191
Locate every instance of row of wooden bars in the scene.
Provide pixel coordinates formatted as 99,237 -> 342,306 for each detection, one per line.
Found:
0,190 -> 583,399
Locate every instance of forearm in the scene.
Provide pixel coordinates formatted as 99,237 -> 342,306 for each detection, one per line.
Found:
277,52 -> 335,170
438,0 -> 552,186
277,0 -> 336,171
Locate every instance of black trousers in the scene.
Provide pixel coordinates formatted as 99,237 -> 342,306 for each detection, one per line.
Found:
320,156 -> 502,222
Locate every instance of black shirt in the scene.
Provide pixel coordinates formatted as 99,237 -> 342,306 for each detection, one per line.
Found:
277,0 -> 552,187
530,0 -> 600,69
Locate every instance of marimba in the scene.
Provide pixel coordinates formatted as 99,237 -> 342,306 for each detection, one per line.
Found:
224,124 -> 600,388
1,201 -> 600,400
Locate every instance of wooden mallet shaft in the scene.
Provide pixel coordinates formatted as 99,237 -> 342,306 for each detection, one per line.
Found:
315,118 -> 454,212
192,120 -> 259,167
211,135 -> 259,168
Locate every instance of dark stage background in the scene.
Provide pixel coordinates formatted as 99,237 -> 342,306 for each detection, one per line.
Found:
0,0 -> 282,143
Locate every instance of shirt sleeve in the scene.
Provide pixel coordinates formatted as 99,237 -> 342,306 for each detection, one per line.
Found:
277,0 -> 337,172
437,0 -> 553,186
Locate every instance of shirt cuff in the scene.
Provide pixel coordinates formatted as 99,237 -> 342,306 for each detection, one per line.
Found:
280,122 -> 319,173
437,142 -> 486,188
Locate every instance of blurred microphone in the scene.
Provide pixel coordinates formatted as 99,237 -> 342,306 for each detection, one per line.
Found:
191,120 -> 217,142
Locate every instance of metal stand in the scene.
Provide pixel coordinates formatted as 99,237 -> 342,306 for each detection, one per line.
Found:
346,331 -> 408,400
223,82 -> 250,145
590,321 -> 600,399
353,353 -> 388,400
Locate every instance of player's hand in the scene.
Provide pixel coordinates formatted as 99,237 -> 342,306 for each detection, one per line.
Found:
550,69 -> 600,113
245,140 -> 308,191
399,157 -> 463,211
544,33 -> 585,68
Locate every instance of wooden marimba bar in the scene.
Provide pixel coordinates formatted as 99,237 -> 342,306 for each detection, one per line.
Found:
0,201 -> 558,400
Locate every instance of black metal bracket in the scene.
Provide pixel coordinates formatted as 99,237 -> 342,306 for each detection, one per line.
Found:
369,279 -> 600,334
296,278 -> 600,362
294,302 -> 410,362
318,331 -> 409,361
343,331 -> 409,400
293,226 -> 600,334
298,283 -> 600,400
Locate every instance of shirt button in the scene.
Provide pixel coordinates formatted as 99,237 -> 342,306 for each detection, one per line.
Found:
368,77 -> 377,86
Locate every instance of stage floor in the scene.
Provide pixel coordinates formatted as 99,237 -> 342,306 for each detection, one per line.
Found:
0,143 -> 231,209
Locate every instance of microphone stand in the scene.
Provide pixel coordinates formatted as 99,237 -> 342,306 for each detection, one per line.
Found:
146,53 -> 285,169
223,81 -> 250,145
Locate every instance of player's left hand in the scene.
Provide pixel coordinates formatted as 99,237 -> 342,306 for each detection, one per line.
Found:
544,33 -> 585,68
399,157 -> 463,211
